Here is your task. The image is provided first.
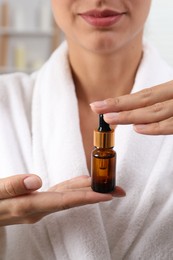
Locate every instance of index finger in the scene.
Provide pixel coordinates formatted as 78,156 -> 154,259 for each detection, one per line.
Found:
26,187 -> 125,214
90,81 -> 173,114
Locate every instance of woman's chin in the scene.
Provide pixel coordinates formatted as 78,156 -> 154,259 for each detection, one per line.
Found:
80,37 -> 122,55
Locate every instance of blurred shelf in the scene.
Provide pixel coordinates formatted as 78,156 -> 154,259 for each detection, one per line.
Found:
0,0 -> 59,74
0,66 -> 36,74
0,27 -> 55,37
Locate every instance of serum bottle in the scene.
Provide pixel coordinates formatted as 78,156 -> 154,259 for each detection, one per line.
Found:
91,114 -> 116,193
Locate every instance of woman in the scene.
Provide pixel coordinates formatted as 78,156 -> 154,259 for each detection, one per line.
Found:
0,0 -> 173,259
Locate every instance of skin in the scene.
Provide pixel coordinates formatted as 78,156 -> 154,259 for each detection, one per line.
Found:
0,174 -> 125,226
90,80 -> 173,135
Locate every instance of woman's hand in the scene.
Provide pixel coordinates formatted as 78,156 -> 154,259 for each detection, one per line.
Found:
0,174 -> 125,226
90,80 -> 173,135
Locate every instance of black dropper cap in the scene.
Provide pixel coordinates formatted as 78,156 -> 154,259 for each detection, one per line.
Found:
94,114 -> 114,148
98,114 -> 111,132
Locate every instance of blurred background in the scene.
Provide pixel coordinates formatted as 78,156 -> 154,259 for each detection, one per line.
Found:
0,0 -> 61,74
146,0 -> 173,67
0,0 -> 173,74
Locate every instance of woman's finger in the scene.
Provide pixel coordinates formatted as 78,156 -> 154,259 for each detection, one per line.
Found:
103,99 -> 173,125
90,81 -> 173,114
0,184 -> 125,226
49,176 -> 126,197
111,186 -> 126,197
0,190 -> 113,225
0,174 -> 42,199
134,117 -> 173,135
48,175 -> 90,192
27,188 -> 125,214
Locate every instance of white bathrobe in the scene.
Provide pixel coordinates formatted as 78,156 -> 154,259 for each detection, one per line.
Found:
0,41 -> 173,260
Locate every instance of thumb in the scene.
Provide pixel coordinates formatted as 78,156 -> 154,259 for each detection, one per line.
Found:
0,174 -> 42,199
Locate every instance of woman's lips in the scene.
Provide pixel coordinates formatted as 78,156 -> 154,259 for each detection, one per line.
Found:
79,9 -> 125,27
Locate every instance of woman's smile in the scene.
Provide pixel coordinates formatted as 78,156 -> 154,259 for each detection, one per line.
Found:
78,9 -> 126,28
51,0 -> 152,54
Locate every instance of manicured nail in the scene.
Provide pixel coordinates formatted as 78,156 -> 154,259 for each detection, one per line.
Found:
134,124 -> 147,131
112,191 -> 126,198
90,100 -> 107,109
104,113 -> 119,121
24,176 -> 42,190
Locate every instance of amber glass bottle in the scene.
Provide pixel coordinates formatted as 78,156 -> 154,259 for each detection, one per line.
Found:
91,114 -> 116,193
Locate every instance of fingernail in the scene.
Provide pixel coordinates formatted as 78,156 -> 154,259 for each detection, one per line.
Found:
90,100 -> 107,108
112,195 -> 126,199
112,192 -> 126,198
104,113 -> 119,121
24,176 -> 42,190
134,124 -> 147,131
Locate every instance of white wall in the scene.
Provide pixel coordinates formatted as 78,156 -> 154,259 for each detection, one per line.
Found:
145,0 -> 173,66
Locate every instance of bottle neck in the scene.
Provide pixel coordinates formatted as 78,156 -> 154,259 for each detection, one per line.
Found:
94,129 -> 114,148
94,146 -> 114,149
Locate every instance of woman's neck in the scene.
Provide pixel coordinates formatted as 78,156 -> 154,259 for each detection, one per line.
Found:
68,36 -> 143,104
